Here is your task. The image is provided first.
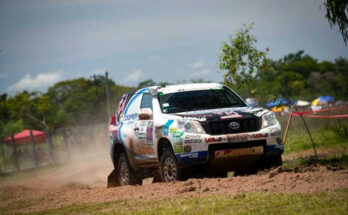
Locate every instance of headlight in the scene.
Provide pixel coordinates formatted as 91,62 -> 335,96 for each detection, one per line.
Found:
262,111 -> 277,128
177,120 -> 205,134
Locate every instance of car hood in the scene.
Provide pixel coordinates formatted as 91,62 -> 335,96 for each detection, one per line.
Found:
171,107 -> 269,121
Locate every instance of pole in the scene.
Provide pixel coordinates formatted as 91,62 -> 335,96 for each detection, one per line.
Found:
29,129 -> 38,168
46,130 -> 54,163
0,138 -> 5,172
296,109 -> 319,161
10,134 -> 19,171
92,74 -> 99,98
105,71 -> 111,122
63,129 -> 70,161
282,114 -> 292,144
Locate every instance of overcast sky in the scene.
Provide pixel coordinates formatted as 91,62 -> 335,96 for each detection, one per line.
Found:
0,0 -> 347,94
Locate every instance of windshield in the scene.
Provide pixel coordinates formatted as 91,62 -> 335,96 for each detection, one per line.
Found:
158,87 -> 246,113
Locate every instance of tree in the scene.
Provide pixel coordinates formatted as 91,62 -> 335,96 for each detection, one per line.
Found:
324,0 -> 348,45
218,24 -> 269,97
137,79 -> 156,89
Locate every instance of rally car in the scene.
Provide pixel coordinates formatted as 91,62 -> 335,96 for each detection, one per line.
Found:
107,83 -> 283,186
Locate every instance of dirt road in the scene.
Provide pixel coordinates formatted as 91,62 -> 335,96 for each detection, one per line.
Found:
0,152 -> 347,213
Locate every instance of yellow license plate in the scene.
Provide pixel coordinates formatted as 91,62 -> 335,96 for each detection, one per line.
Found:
215,146 -> 264,158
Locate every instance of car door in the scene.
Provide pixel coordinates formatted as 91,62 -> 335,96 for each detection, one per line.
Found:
133,93 -> 155,157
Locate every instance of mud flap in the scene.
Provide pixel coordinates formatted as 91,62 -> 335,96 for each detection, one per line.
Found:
107,170 -> 119,188
152,172 -> 161,183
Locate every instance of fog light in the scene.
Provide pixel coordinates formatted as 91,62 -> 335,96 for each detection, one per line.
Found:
276,137 -> 282,144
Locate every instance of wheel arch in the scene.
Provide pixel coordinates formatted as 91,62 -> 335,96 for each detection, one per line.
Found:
112,142 -> 126,169
157,137 -> 173,161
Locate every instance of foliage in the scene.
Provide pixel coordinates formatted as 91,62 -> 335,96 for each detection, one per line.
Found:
218,23 -> 269,97
137,79 -> 156,89
0,76 -> 134,138
324,0 -> 348,45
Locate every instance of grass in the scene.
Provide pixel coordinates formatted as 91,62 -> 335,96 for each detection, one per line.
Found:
0,163 -> 64,186
283,121 -> 348,154
284,152 -> 348,169
1,190 -> 345,215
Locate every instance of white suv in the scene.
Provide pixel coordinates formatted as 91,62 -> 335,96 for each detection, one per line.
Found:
107,83 -> 283,186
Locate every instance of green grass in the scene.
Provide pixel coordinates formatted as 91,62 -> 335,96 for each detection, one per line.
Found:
284,123 -> 348,154
2,190 -> 345,215
284,152 -> 348,169
0,163 -> 63,185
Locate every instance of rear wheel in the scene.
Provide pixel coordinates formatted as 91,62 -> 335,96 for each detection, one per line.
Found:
117,153 -> 142,186
160,149 -> 185,182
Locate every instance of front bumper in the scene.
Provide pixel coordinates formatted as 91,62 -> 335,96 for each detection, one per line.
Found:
173,123 -> 283,165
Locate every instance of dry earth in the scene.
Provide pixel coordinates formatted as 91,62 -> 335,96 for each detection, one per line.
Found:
0,151 -> 348,213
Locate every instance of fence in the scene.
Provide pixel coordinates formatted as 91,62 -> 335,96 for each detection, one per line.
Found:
0,123 -> 108,173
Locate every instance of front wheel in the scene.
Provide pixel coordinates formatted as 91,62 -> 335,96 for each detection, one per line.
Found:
259,154 -> 283,170
160,149 -> 185,182
117,152 -> 142,186
269,154 -> 282,167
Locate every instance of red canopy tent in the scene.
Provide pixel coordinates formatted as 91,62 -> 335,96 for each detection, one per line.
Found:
4,129 -> 46,146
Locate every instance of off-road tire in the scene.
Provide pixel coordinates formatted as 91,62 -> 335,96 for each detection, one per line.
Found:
117,153 -> 142,186
159,149 -> 185,182
269,154 -> 282,168
259,154 -> 283,170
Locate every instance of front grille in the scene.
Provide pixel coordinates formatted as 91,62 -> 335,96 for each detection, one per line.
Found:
201,117 -> 261,135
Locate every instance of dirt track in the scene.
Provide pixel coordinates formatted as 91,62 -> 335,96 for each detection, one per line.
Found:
1,152 -> 348,213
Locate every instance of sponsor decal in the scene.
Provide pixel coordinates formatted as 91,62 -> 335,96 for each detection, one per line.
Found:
169,127 -> 178,133
124,113 -> 138,121
184,139 -> 202,144
250,133 -> 268,138
173,132 -> 184,137
163,120 -> 174,135
226,134 -> 248,143
146,121 -> 153,143
205,137 -> 223,142
184,145 -> 192,153
255,109 -> 269,117
116,94 -> 128,124
215,146 -> 264,158
226,133 -> 248,139
180,114 -> 213,118
174,141 -> 183,146
138,133 -> 146,140
179,152 -> 199,158
171,137 -> 182,143
185,134 -> 201,139
182,116 -> 207,121
220,114 -> 242,119
174,145 -> 183,153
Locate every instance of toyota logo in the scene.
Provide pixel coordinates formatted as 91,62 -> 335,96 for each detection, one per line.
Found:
230,121 -> 240,130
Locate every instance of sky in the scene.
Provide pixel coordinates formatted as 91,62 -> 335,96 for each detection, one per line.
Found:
0,0 -> 347,94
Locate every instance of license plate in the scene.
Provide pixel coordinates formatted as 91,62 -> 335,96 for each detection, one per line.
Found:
215,146 -> 264,158
228,135 -> 248,143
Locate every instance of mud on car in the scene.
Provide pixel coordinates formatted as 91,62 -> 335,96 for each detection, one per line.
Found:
107,83 -> 283,186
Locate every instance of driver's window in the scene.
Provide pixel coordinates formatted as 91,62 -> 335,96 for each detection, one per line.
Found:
140,93 -> 153,110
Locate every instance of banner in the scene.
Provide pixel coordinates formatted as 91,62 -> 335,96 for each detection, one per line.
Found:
290,105 -> 348,119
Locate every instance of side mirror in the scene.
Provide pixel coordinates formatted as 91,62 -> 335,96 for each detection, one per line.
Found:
138,108 -> 153,120
246,98 -> 259,108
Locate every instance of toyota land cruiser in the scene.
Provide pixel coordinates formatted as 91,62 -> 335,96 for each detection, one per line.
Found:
107,83 -> 283,186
